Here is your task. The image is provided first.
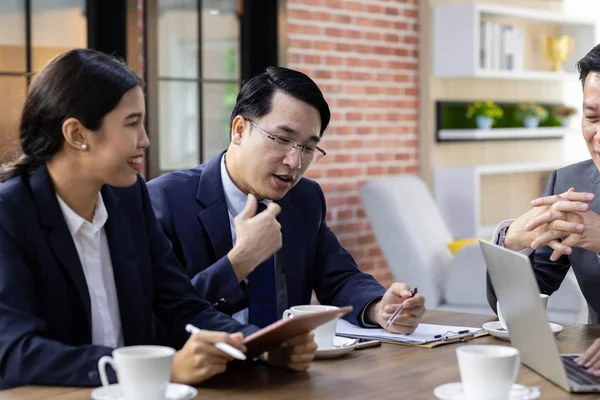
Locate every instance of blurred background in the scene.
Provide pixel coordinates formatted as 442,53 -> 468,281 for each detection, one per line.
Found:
0,1 -> 595,321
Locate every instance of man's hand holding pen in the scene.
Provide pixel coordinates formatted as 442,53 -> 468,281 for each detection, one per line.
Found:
366,283 -> 426,334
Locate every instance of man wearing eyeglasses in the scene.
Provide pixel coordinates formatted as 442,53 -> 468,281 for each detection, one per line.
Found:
147,67 -> 426,339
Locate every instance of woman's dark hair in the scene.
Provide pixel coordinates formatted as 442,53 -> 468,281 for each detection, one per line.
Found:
229,66 -> 331,136
577,43 -> 600,88
0,49 -> 142,183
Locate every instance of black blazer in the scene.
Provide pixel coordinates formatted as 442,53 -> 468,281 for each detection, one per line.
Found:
0,166 -> 255,389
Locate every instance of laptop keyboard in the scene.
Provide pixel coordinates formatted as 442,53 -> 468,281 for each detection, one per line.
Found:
562,355 -> 600,386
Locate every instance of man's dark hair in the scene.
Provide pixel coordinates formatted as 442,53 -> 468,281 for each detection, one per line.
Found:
229,66 -> 330,136
577,43 -> 600,87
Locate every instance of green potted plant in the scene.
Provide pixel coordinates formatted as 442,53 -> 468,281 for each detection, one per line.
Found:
555,105 -> 578,127
466,101 -> 503,130
515,103 -> 549,128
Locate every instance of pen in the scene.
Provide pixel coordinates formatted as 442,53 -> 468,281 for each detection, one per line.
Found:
185,324 -> 247,361
385,287 -> 418,328
434,329 -> 470,339
355,339 -> 382,350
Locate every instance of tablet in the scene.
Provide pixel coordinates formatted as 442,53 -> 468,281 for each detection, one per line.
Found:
244,305 -> 353,357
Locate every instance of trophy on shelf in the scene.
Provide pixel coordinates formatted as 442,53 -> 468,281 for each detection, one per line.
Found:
542,35 -> 573,72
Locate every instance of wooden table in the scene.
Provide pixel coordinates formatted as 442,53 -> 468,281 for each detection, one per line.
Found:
2,310 -> 600,399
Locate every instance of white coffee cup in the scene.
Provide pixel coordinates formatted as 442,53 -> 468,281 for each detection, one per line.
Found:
282,305 -> 339,350
456,345 -> 520,400
98,345 -> 175,400
497,293 -> 549,330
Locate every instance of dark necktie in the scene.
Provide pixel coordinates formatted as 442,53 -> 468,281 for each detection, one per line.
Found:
247,202 -> 278,328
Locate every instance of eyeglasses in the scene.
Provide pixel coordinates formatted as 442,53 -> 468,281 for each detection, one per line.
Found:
247,120 -> 326,166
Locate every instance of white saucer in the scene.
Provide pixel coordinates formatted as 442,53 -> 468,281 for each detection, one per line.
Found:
482,321 -> 563,341
314,336 -> 358,359
434,382 -> 541,400
91,383 -> 197,400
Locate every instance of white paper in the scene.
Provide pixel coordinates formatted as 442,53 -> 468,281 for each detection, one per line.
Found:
336,319 -> 483,345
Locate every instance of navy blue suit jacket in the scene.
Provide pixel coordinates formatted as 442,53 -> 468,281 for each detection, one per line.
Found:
147,152 -> 386,326
0,166 -> 255,389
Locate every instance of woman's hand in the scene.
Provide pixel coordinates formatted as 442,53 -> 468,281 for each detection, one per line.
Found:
171,330 -> 246,385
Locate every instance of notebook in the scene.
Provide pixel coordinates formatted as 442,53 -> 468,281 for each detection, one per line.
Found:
336,319 -> 486,347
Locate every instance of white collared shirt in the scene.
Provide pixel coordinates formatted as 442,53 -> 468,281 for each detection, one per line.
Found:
220,154 -> 272,324
56,193 -> 123,348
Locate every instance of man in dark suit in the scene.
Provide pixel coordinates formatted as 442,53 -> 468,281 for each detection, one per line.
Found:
486,44 -> 600,375
148,66 -> 426,333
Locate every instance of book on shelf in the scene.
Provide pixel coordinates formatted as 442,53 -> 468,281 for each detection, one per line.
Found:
480,21 -> 524,72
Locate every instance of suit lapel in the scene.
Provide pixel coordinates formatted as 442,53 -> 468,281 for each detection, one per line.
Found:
30,166 -> 92,329
101,187 -> 145,345
276,195 -> 306,307
196,152 -> 233,258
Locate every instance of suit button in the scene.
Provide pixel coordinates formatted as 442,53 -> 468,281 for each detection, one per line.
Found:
89,370 -> 98,380
213,298 -> 226,307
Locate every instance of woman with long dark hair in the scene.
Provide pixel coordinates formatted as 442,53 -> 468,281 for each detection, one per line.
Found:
0,49 -> 316,389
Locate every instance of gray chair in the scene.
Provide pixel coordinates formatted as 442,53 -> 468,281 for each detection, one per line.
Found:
360,175 -> 587,323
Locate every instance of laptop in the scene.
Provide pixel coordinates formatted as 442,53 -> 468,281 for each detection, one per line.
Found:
480,240 -> 600,393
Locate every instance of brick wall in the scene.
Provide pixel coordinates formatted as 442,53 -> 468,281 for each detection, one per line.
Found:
286,0 -> 420,287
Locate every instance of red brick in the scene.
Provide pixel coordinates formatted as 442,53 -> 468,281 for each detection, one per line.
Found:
334,154 -> 353,163
289,8 -> 312,20
315,70 -> 333,79
333,14 -> 352,24
289,38 -> 313,49
336,71 -> 353,80
346,112 -> 362,121
286,0 -> 419,289
347,57 -> 362,67
364,59 -> 383,68
346,85 -> 364,95
367,166 -> 385,176
336,43 -> 356,52
315,41 -> 335,51
365,31 -> 381,41
325,27 -> 342,37
324,0 -> 343,8
345,1 -> 362,12
356,153 -> 374,162
385,7 -> 399,16
304,169 -> 323,179
404,8 -> 418,18
366,5 -> 382,14
303,54 -> 321,64
405,34 -> 419,45
298,0 -> 323,5
289,24 -> 322,35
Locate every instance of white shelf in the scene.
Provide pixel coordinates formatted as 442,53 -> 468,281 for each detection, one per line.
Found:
434,162 -> 566,238
474,161 -> 565,175
475,3 -> 595,25
433,3 -> 596,79
438,127 -> 568,141
474,69 -> 578,81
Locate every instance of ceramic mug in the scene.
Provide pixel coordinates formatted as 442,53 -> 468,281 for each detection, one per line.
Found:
497,293 -> 549,330
456,345 -> 520,400
98,345 -> 175,400
282,305 -> 339,350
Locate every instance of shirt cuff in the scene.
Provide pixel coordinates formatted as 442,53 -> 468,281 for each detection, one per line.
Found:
359,297 -> 383,328
493,219 -> 534,257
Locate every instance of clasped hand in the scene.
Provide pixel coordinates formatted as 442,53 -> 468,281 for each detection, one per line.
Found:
505,188 -> 599,260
